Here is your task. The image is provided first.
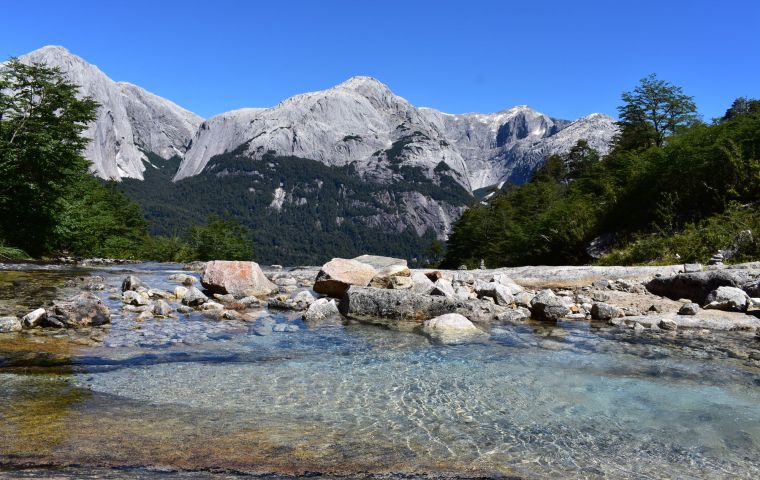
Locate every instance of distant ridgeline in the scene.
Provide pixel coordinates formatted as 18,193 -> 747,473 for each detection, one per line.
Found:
120,147 -> 471,265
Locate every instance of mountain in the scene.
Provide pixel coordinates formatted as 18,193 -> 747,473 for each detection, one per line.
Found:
18,46 -> 202,180
174,77 -> 617,191
175,76 -> 473,192
15,45 -> 618,264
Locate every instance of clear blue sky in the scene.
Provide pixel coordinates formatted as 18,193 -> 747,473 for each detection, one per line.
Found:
3,0 -> 758,121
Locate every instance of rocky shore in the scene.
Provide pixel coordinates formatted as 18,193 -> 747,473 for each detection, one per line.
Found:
3,256 -> 760,356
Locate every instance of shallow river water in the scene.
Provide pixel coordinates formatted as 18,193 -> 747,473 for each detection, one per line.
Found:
1,263 -> 759,479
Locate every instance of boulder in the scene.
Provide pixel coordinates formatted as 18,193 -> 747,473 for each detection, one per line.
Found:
410,272 -> 435,294
303,298 -> 342,323
123,290 -> 149,306
386,276 -> 414,290
495,308 -> 530,324
121,275 -> 143,292
45,292 -> 111,328
339,287 -> 506,327
0,316 -> 22,333
168,273 -> 197,285
313,258 -> 377,298
182,286 -> 208,307
22,308 -> 47,328
423,313 -> 488,343
202,260 -> 276,297
173,286 -> 189,299
678,302 -> 700,316
530,290 -> 570,321
201,301 -> 224,311
491,274 -> 524,294
430,278 -> 455,298
514,291 -> 534,308
659,319 -> 678,331
742,279 -> 760,298
354,255 -> 410,286
475,282 -> 514,306
704,286 -> 750,312
645,270 -> 751,304
590,302 -> 623,321
292,290 -> 319,308
454,286 -> 472,301
152,300 -> 173,317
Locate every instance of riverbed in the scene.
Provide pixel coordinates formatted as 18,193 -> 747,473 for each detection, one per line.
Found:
1,262 -> 759,479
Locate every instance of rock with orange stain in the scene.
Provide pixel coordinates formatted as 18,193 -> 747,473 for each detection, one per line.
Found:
201,260 -> 276,297
313,258 -> 377,298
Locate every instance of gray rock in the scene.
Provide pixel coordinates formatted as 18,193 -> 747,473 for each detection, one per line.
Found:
46,292 -> 111,328
659,319 -> 678,331
454,286 -> 472,301
423,313 -> 488,344
168,273 -> 197,285
410,272 -> 435,294
514,291 -> 534,308
152,300 -> 173,317
530,290 -> 570,321
213,293 -> 236,303
123,290 -> 150,306
704,286 -> 750,312
148,288 -> 173,299
430,279 -> 455,298
490,273 -> 524,294
303,298 -> 341,323
645,270 -> 751,304
176,305 -> 194,314
475,282 -> 515,306
339,287 -> 506,327
678,302 -> 700,315
253,324 -> 273,336
590,302 -> 623,321
0,316 -> 22,333
182,287 -> 208,307
22,308 -> 47,328
121,275 -> 144,292
495,308 -> 530,324
292,290 -> 319,307
683,263 -> 703,273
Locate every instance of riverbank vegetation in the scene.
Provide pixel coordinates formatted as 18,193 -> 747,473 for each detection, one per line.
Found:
443,75 -> 760,268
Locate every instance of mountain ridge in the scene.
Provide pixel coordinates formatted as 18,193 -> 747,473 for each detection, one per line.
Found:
16,46 -> 617,191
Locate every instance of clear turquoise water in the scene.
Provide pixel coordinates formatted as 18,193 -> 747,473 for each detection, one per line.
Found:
1,263 -> 759,479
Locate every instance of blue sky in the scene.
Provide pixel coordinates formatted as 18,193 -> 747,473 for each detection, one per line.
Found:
2,0 -> 758,121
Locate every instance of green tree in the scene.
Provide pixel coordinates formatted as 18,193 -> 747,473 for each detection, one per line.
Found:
186,215 -> 254,261
616,73 -> 697,150
721,97 -> 760,122
0,58 -> 98,255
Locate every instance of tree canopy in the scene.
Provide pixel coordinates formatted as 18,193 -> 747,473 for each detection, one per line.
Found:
615,73 -> 698,150
443,76 -> 760,268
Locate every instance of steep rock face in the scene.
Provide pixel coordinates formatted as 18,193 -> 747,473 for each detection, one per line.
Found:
420,108 -> 617,189
177,77 -> 617,191
175,76 -> 472,190
18,46 -> 202,180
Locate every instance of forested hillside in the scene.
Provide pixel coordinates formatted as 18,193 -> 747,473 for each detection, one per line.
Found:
120,146 -> 470,265
443,76 -> 760,268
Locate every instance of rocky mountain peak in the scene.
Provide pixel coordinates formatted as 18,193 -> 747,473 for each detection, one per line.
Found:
16,45 -> 203,180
